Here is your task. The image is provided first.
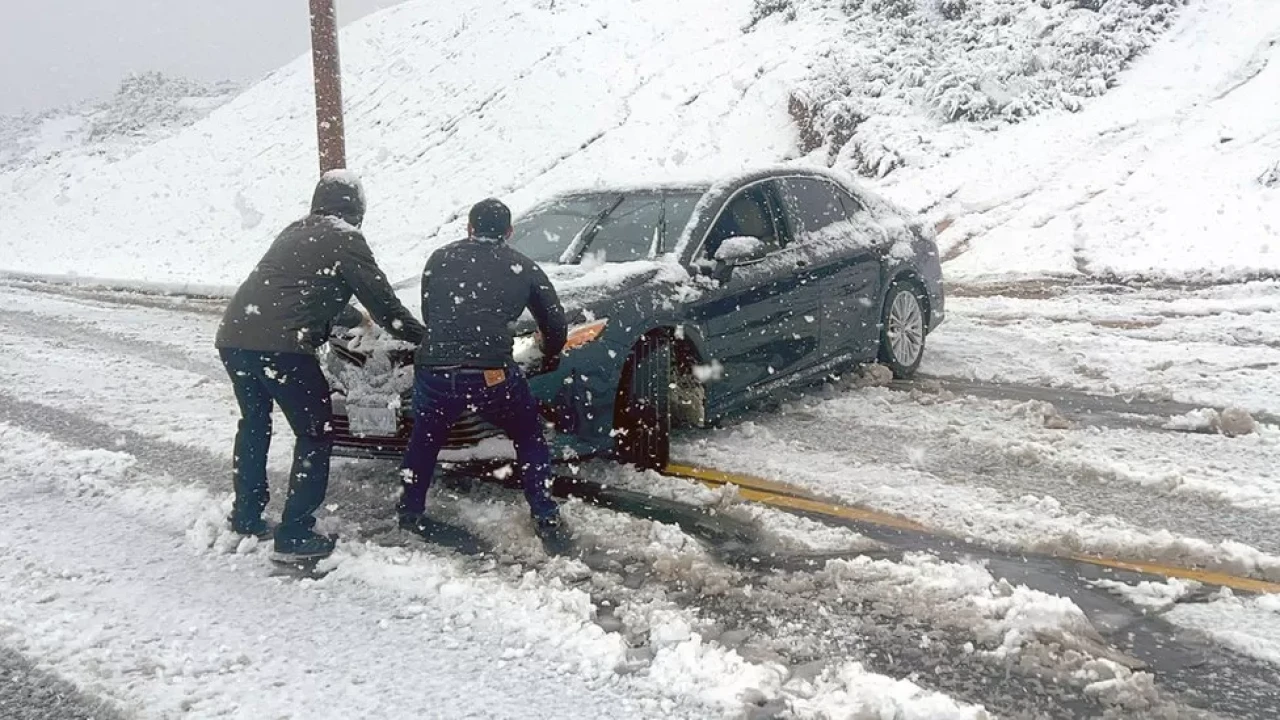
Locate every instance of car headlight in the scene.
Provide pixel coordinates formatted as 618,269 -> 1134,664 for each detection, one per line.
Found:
564,318 -> 609,351
513,319 -> 609,366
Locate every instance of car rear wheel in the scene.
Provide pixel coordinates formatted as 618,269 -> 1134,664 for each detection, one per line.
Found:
614,334 -> 672,470
878,279 -> 927,379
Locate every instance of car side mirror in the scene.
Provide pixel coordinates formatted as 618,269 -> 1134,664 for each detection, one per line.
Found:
714,236 -> 766,264
709,236 -> 766,283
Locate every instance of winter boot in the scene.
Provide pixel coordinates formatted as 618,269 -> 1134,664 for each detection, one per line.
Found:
272,530 -> 336,561
398,511 -> 443,539
229,515 -> 274,540
534,515 -> 574,556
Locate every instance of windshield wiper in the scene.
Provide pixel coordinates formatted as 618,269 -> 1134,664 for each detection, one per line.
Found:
559,194 -> 624,264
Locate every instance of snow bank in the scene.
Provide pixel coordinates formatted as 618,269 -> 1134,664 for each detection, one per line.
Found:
790,662 -> 990,720
1166,589 -> 1280,666
0,417 -> 997,716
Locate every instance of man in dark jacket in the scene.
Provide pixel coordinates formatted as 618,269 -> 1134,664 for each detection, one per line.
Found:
398,198 -> 570,550
216,170 -> 425,560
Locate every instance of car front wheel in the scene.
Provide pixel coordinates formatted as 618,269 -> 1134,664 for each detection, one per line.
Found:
878,279 -> 928,379
614,334 -> 672,470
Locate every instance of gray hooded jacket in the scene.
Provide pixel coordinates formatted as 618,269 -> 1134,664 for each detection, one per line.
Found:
215,172 -> 425,354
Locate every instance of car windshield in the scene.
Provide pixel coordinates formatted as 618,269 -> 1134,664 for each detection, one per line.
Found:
508,195 -> 617,263
510,191 -> 703,264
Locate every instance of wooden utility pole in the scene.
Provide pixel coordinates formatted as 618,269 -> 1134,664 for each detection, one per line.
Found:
309,0 -> 347,174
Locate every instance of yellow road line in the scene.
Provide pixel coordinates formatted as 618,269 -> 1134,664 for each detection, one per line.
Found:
665,463 -> 816,500
665,462 -> 929,533
1065,554 -> 1280,595
731,488 -> 932,534
665,462 -> 1280,595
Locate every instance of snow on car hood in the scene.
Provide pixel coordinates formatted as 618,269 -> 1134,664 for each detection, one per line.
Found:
544,258 -> 668,311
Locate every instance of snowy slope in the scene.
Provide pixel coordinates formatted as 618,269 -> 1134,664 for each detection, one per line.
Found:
5,0 -> 1270,289
0,74 -> 239,249
0,0 -> 822,288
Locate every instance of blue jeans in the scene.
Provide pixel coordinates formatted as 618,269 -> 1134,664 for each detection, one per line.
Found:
400,365 -> 558,521
219,348 -> 333,540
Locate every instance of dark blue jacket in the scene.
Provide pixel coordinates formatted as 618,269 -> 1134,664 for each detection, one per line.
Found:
415,236 -> 567,368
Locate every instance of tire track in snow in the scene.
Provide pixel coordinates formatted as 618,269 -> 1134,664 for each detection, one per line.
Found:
0,645 -> 125,720
0,375 -> 1266,717
683,388 -> 1280,563
0,394 -> 1166,720
0,306 -> 224,381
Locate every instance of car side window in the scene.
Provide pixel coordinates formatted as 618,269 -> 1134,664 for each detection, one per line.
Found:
834,187 -> 866,217
778,177 -> 854,242
703,183 -> 785,261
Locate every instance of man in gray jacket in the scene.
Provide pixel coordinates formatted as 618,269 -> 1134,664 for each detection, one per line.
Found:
216,170 -> 424,560
398,198 -> 571,551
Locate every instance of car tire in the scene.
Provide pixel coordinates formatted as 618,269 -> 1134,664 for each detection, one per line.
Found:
614,334 -> 672,470
878,279 -> 928,379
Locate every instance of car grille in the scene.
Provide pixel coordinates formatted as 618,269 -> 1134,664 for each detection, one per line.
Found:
331,410 -> 501,458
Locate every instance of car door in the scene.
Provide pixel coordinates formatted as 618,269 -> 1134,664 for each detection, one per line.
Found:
685,180 -> 825,415
776,176 -> 883,363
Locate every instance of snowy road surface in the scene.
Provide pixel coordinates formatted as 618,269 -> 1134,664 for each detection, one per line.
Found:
1,279 -> 1279,719
0,645 -> 123,720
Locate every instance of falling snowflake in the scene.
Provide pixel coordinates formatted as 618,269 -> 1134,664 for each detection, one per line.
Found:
245,304 -> 261,316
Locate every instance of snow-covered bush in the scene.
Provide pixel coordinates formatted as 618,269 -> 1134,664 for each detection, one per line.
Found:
769,0 -> 1186,176
86,72 -> 239,142
1260,161 -> 1280,189
936,0 -> 968,20
749,0 -> 797,25
0,115 -> 42,169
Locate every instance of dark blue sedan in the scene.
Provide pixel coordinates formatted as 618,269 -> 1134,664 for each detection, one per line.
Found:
329,167 -> 944,469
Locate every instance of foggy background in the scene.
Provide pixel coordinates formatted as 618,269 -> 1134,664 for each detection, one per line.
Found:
0,0 -> 407,115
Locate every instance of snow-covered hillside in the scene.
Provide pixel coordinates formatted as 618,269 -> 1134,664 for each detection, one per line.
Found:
3,0 -> 1272,289
881,0 -> 1280,282
0,72 -> 238,174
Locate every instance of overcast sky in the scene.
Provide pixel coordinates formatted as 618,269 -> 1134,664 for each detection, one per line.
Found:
0,0 -> 407,115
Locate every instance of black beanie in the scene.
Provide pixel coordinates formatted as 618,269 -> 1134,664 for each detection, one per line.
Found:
469,198 -> 512,239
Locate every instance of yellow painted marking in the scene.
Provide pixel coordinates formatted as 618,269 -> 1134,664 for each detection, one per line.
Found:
664,462 -> 1280,595
1065,554 -> 1280,595
732,488 -> 931,534
665,463 -> 816,500
665,463 -> 930,534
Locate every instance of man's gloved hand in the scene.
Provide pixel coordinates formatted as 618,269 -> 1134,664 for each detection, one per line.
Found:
535,332 -> 563,373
